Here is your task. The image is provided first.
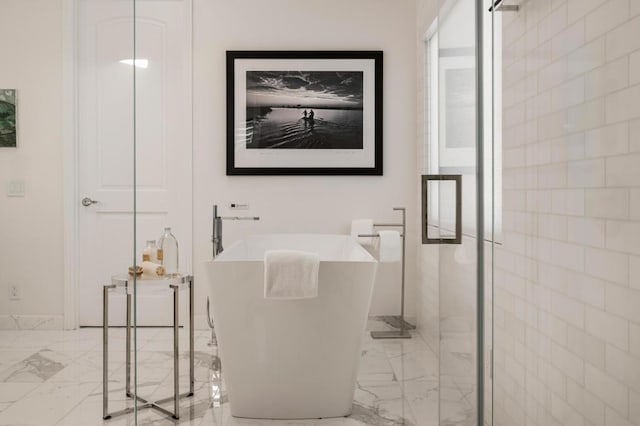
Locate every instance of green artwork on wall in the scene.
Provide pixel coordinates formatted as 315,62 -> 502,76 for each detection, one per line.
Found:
0,89 -> 17,148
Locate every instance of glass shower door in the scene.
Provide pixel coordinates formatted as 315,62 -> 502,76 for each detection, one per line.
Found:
422,0 -> 497,424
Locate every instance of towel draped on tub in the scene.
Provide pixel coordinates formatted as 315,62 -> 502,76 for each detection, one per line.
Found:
264,249 -> 320,299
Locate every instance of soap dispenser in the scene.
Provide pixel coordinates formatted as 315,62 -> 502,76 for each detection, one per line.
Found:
158,227 -> 179,276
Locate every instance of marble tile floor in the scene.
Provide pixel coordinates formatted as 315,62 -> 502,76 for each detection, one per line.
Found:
0,319 -> 440,426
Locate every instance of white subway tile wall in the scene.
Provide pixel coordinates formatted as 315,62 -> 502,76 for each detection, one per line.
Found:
495,0 -> 640,425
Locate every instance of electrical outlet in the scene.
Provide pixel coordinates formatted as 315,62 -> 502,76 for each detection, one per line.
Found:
8,284 -> 20,300
6,180 -> 26,197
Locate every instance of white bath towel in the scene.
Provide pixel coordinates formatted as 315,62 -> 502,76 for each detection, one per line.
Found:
264,250 -> 320,299
351,219 -> 374,247
378,230 -> 402,263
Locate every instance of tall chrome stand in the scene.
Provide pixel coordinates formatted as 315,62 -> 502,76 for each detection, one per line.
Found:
360,207 -> 412,339
103,275 -> 194,420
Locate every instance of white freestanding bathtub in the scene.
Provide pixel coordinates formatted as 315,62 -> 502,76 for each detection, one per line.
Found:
206,234 -> 377,419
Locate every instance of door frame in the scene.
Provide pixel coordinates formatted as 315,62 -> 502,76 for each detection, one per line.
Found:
62,0 -> 79,330
61,0 -> 194,329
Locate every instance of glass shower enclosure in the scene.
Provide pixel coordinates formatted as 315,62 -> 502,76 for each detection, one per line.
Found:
78,0 -> 193,423
421,0 -> 498,424
424,0 -> 640,425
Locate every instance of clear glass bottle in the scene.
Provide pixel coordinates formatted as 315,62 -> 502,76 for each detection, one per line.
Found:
158,227 -> 179,276
142,240 -> 158,263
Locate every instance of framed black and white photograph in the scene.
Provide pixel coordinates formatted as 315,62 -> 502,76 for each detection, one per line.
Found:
0,89 -> 17,148
227,51 -> 382,175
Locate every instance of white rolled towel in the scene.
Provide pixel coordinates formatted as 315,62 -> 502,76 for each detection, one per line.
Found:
378,230 -> 402,263
141,261 -> 166,277
351,219 -> 374,247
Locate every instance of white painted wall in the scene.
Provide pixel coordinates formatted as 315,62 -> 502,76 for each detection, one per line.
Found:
0,0 -> 65,328
192,0 -> 418,322
0,0 -> 419,328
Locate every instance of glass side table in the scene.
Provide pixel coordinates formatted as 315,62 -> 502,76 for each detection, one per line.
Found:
102,274 -> 194,420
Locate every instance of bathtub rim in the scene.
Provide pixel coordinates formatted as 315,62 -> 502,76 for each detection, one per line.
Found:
212,233 -> 378,263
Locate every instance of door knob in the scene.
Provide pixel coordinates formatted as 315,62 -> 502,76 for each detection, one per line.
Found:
81,197 -> 99,207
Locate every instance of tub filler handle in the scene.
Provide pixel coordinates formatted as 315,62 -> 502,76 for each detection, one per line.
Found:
209,204 -> 260,346
212,204 -> 260,258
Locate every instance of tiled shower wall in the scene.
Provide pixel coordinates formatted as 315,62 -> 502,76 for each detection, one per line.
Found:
494,0 -> 640,425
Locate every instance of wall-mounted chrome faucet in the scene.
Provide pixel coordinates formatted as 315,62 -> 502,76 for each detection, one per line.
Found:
212,204 -> 260,258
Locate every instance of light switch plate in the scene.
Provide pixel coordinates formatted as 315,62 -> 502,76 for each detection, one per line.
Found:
7,180 -> 25,197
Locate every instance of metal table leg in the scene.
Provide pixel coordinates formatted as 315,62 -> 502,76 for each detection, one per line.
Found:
103,284 -> 116,420
126,292 -> 131,397
172,284 -> 180,419
189,276 -> 194,396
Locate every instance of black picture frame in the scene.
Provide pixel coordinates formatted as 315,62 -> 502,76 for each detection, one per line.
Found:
226,50 -> 383,175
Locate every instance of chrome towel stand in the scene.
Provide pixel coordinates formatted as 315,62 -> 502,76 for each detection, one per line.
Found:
358,207 -> 412,339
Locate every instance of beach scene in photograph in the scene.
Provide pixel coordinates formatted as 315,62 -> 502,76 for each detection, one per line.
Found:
0,89 -> 17,148
245,70 -> 363,149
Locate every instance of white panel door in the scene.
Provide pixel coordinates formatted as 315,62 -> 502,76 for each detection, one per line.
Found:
78,0 -> 192,326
